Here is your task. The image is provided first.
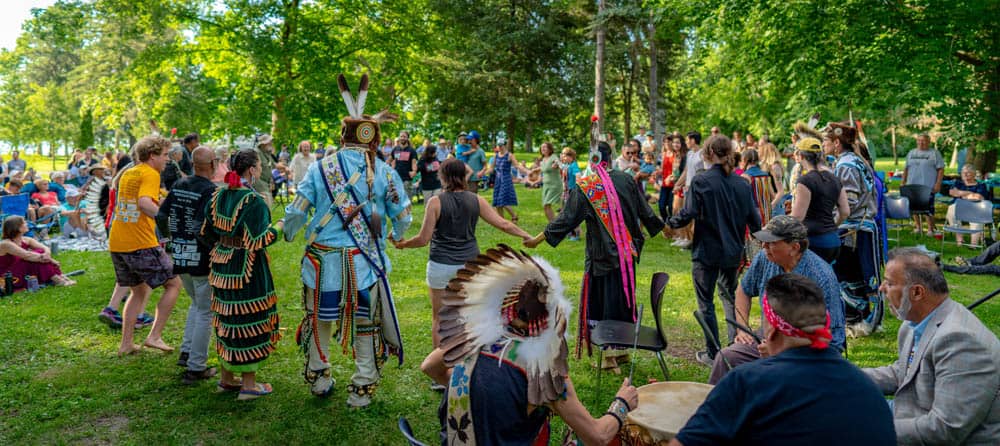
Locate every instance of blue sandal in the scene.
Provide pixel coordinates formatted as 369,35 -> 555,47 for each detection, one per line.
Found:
237,383 -> 273,401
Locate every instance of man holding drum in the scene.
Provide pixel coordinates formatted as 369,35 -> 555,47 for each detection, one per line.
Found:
670,273 -> 895,446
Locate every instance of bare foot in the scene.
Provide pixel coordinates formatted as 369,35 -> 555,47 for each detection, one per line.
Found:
143,338 -> 175,352
117,344 -> 141,357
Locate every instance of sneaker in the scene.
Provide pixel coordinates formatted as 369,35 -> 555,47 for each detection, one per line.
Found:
567,235 -> 580,242
177,351 -> 189,368
135,313 -> 154,329
98,307 -> 123,329
676,239 -> 693,249
430,382 -> 446,392
695,351 -> 715,367
181,367 -> 218,385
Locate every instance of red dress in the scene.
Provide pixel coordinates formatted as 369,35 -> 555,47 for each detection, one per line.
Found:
0,241 -> 62,290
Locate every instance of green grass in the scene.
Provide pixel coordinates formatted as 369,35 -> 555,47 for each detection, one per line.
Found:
1,184 -> 998,445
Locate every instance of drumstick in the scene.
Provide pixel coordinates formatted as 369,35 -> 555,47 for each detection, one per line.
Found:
628,304 -> 644,383
725,317 -> 763,344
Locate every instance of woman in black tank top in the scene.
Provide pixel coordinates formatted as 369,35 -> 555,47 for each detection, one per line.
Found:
394,159 -> 533,352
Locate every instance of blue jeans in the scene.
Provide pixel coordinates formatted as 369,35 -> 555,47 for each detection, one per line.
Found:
179,274 -> 213,372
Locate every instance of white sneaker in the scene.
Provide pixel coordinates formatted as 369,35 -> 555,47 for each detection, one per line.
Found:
676,239 -> 692,249
670,238 -> 683,246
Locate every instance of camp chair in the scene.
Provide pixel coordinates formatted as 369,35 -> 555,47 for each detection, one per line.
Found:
0,193 -> 58,237
941,198 -> 994,257
884,195 -> 910,246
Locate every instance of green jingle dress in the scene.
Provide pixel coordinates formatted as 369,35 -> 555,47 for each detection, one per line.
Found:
200,186 -> 281,373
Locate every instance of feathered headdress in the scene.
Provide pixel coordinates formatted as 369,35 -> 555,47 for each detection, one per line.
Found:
793,121 -> 824,153
337,73 -> 398,153
438,245 -> 571,406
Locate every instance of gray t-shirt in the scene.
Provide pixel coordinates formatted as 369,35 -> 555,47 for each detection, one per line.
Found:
905,148 -> 944,188
685,148 -> 705,188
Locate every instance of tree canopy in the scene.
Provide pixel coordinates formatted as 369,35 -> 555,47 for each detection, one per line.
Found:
0,0 -> 996,170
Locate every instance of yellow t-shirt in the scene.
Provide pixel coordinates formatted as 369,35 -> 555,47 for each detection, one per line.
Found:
109,163 -> 161,252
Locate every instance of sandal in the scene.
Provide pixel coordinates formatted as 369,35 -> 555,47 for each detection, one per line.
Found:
216,380 -> 243,393
237,383 -> 273,401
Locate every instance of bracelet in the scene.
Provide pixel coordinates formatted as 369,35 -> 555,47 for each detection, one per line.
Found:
603,411 -> 624,432
614,396 -> 632,412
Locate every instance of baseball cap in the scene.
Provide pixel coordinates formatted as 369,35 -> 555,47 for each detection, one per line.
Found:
752,215 -> 808,243
467,130 -> 480,142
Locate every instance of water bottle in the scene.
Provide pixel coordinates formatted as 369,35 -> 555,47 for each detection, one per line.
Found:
4,272 -> 12,296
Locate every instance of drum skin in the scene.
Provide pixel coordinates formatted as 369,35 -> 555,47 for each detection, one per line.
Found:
618,381 -> 714,445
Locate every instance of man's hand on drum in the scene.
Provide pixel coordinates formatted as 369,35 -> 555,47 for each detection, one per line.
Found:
616,378 -> 639,411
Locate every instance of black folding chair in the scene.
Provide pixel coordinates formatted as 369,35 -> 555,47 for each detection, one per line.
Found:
590,272 -> 671,386
900,184 -> 934,230
885,195 -> 910,247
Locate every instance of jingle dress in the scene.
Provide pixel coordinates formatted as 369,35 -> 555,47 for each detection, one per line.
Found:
200,186 -> 281,372
492,152 -> 518,207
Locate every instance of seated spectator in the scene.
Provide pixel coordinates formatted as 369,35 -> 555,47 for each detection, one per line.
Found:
1,179 -> 23,196
59,189 -> 89,238
30,179 -> 61,223
946,164 -> 991,247
48,171 -> 69,202
671,273 -> 895,446
709,215 -> 845,384
864,247 -> 1000,445
523,158 -> 542,188
945,240 -> 1000,276
0,216 -> 76,289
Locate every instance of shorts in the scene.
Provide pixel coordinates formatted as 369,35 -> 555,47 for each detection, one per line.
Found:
423,188 -> 441,202
111,246 -> 175,288
426,260 -> 464,289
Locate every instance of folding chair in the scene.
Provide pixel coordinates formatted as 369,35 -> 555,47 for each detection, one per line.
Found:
884,195 -> 910,246
590,272 -> 671,385
0,193 -> 57,237
941,198 -> 994,257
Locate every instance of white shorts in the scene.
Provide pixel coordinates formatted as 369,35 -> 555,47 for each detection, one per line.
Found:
426,260 -> 464,289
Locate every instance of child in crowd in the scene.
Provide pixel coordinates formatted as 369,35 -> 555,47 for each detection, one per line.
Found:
560,147 -> 582,241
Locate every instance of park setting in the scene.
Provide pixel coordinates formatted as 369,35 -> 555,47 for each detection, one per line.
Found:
1,1 -> 999,445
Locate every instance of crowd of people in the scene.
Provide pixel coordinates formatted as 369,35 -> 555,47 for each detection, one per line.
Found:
2,80 -> 999,444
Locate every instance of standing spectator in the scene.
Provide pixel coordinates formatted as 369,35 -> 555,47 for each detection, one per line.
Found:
559,147 -> 582,240
455,132 -> 470,163
161,146 -> 187,190
7,150 -> 27,173
757,141 -> 785,196
278,144 -> 290,161
393,131 -> 419,199
666,135 -> 762,366
179,133 -> 199,176
902,133 -> 944,235
378,137 -> 394,161
464,131 -> 487,191
75,147 -> 100,170
253,134 -> 277,207
657,138 -> 676,220
109,135 -> 183,356
289,140 -> 314,187
482,140 -> 527,222
155,147 -> 218,384
417,145 -> 443,202
211,147 -> 229,184
436,137 -> 452,161
741,148 -> 785,261
672,131 -> 704,248
315,142 -> 326,158
393,158 -> 532,356
613,141 -> 641,174
101,151 -> 116,170
945,164 -> 991,247
641,131 -> 657,158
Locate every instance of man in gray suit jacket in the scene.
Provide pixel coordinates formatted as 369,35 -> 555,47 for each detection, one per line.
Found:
864,247 -> 1000,445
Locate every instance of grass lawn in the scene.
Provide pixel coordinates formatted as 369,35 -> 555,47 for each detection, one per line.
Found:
1,180 -> 998,445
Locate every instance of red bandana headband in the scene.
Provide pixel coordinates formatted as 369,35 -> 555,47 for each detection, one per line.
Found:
762,292 -> 832,350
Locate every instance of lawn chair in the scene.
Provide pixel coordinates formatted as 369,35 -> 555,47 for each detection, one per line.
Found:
590,272 -> 671,388
398,417 -> 429,446
940,198 -> 994,257
885,195 -> 910,247
0,193 -> 58,238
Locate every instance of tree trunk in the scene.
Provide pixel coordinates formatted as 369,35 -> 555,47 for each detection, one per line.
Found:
647,17 -> 660,149
506,118 -> 516,153
525,122 -> 534,153
593,0 -> 606,134
271,95 -> 286,140
624,47 -> 636,141
891,127 -> 898,166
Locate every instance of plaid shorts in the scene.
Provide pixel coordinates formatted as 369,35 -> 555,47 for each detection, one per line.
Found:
111,247 -> 175,288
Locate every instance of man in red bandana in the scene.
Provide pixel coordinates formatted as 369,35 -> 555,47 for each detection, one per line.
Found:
669,273 -> 895,446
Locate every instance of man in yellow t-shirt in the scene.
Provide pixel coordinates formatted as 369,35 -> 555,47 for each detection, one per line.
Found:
109,135 -> 182,357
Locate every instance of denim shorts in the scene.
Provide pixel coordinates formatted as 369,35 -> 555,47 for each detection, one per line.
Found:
111,246 -> 175,288
426,260 -> 464,289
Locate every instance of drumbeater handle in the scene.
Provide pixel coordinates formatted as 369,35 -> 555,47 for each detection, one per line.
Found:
628,304 -> 644,384
725,317 -> 763,344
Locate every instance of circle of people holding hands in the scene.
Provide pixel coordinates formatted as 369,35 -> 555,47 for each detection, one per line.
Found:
4,75 -> 998,445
